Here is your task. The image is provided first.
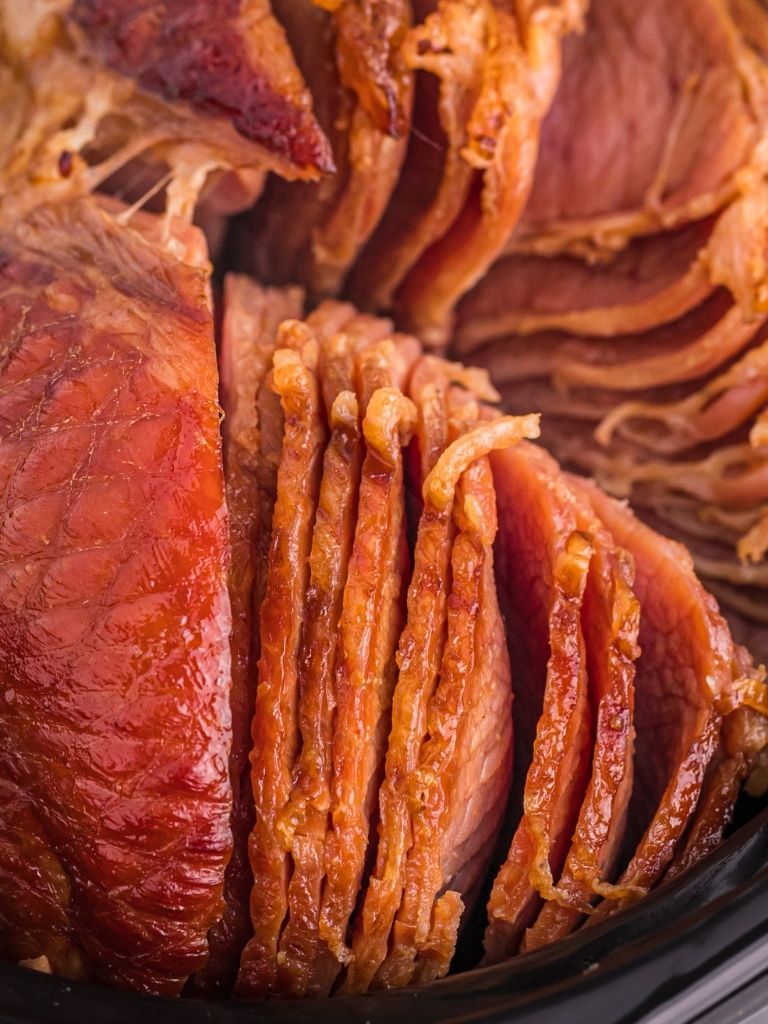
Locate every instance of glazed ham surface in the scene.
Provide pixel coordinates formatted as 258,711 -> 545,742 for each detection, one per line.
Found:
0,0 -> 767,1005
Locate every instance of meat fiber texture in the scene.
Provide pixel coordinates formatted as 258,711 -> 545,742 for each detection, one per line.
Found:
0,196 -> 233,994
453,0 -> 768,659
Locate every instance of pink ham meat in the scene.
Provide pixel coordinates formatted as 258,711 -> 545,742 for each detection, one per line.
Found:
522,493 -> 639,951
568,478 -> 761,915
0,197 -> 232,993
236,324 -> 327,998
196,276 -> 302,995
454,218 -> 717,353
393,0 -> 587,345
483,442 -> 594,963
244,0 -> 413,297
510,0 -> 766,259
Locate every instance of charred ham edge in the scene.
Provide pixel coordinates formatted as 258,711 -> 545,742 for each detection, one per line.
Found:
196,276 -> 303,995
379,405 -> 535,989
0,0 -> 333,261
314,374 -> 418,995
483,441 -> 594,963
567,478 -> 762,919
522,497 -> 640,952
273,335 -> 363,999
236,328 -> 326,998
395,0 -> 585,346
349,0 -> 489,311
507,0 -> 768,261
69,0 -> 334,178
0,197 -> 232,993
257,0 -> 413,297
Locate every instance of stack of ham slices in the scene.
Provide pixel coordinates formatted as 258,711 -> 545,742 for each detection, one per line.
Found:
0,0 -> 767,1005
453,0 -> 768,657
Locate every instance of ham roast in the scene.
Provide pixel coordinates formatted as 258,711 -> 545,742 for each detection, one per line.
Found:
0,0 -> 767,1006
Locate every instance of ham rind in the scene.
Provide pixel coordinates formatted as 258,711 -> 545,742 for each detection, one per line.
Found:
567,478 -> 756,913
69,0 -> 333,179
236,330 -> 326,998
483,442 -> 594,963
522,500 -> 639,952
511,0 -> 766,259
314,380 -> 417,995
273,336 -> 363,999
0,198 -> 231,993
349,0 -> 488,311
342,361 -> 455,994
454,219 -> 716,352
395,1 -> 585,345
246,0 -> 413,297
195,277 -> 302,995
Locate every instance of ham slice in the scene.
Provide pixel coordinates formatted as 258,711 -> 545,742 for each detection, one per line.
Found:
272,333 -> 363,999
393,0 -> 586,345
312,348 -> 418,995
455,219 -> 717,352
196,277 -> 302,995
522,485 -> 639,952
0,198 -> 232,993
568,479 -> 761,913
244,0 -> 413,297
236,325 -> 327,997
510,0 -> 767,259
483,442 -> 594,962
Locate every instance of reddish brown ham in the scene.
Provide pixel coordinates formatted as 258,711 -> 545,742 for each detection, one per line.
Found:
313,355 -> 417,995
523,497 -> 639,951
70,0 -> 333,178
273,334 -> 363,999
195,277 -> 302,995
568,479 -> 756,913
455,219 -> 716,352
236,326 -> 327,998
244,0 -> 413,297
484,442 -> 594,963
0,198 -> 232,993
511,0 -> 765,258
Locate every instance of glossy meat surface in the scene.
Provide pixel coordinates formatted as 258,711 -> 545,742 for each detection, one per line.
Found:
484,442 -> 593,962
70,0 -> 333,177
0,199 -> 232,994
197,277 -> 302,995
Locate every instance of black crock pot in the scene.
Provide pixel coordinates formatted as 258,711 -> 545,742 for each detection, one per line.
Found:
1,804 -> 766,1024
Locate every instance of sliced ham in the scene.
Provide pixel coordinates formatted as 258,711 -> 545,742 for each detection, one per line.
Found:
244,0 -> 413,297
510,0 -> 767,259
522,488 -> 639,952
568,479 -> 760,914
394,0 -> 585,345
455,219 -> 717,352
273,334 -> 363,999
196,277 -> 302,995
314,363 -> 417,994
483,442 -> 594,962
236,327 -> 327,998
349,0 -> 490,311
0,198 -> 232,993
